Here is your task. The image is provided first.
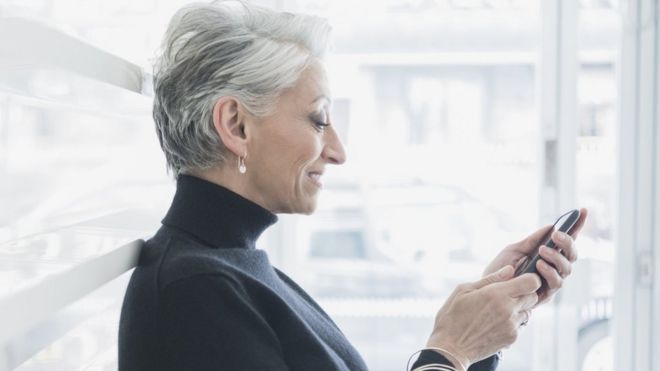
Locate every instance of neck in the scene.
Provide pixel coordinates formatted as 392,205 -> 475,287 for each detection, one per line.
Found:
188,166 -> 272,213
162,174 -> 278,249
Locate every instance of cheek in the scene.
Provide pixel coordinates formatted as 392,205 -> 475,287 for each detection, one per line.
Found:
285,137 -> 323,201
256,129 -> 320,186
290,139 -> 321,182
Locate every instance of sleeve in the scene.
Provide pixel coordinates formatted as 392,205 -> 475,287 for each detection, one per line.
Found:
157,274 -> 290,371
467,354 -> 500,371
411,350 -> 499,371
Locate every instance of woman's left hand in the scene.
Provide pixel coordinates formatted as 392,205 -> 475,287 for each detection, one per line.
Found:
482,208 -> 588,306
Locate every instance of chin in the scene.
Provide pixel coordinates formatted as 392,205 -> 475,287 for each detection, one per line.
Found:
297,196 -> 319,215
300,207 -> 316,215
277,197 -> 318,215
297,201 -> 317,215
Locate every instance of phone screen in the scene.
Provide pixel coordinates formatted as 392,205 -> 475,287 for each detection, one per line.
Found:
514,209 -> 581,277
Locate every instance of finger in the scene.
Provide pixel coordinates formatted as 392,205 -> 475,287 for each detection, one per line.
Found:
500,273 -> 542,297
568,208 -> 589,240
470,265 -> 514,290
551,230 -> 574,253
514,292 -> 539,311
539,246 -> 573,277
513,255 -> 529,272
551,231 -> 578,262
537,259 -> 563,290
517,225 -> 553,255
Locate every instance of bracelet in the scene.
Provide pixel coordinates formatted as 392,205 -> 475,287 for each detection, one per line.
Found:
426,347 -> 469,371
407,347 -> 469,371
411,365 -> 456,371
408,349 -> 454,371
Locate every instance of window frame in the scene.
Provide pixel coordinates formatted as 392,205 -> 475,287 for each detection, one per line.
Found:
616,0 -> 660,370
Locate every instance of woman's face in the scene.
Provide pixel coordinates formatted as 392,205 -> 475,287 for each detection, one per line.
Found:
245,60 -> 346,214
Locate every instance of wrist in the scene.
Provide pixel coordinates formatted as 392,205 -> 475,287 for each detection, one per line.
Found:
424,346 -> 471,371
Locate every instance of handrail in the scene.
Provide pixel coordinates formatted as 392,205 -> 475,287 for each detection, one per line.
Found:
0,17 -> 152,96
0,239 -> 143,370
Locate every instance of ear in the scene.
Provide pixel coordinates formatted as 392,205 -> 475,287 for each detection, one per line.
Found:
212,97 -> 249,158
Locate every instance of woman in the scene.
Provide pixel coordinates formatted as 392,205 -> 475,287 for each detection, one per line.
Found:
118,2 -> 586,370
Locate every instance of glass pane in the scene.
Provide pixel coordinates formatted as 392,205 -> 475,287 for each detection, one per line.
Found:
0,74 -> 170,243
275,1 -> 542,370
0,2 -> 170,369
1,0 -> 623,370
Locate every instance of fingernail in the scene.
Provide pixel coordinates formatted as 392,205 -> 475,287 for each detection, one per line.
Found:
497,266 -> 510,277
555,231 -> 566,241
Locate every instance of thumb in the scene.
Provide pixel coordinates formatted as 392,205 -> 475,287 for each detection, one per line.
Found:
518,224 -> 553,254
470,265 -> 514,290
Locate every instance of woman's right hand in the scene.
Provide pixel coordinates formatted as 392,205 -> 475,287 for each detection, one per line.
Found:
425,265 -> 541,369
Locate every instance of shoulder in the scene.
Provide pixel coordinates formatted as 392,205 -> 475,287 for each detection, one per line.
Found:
159,273 -> 247,307
157,271 -> 285,344
141,226 -> 276,290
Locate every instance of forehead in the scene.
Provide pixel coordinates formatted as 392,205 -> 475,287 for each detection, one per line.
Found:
284,60 -> 330,106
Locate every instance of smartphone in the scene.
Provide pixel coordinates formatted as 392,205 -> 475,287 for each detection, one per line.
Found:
514,209 -> 581,277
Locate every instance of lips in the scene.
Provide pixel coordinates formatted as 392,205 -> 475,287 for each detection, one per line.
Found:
307,171 -> 323,188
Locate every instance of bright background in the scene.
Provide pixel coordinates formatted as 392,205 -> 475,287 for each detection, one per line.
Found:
0,0 -> 620,370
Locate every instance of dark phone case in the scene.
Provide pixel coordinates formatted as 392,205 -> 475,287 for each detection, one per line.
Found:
514,209 -> 581,276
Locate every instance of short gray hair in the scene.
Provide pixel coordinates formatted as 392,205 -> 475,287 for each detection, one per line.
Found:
152,0 -> 332,178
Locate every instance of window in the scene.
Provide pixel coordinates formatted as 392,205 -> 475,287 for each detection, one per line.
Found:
272,1 -> 544,369
0,0 -> 635,370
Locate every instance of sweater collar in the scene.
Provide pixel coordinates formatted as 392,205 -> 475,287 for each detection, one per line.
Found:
162,175 -> 278,249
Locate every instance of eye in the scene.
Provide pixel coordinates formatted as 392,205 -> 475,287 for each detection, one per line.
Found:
310,114 -> 329,131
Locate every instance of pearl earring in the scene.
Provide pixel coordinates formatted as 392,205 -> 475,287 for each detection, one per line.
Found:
238,155 -> 247,174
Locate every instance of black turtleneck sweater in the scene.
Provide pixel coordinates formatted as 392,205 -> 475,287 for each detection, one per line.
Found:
118,175 -> 499,371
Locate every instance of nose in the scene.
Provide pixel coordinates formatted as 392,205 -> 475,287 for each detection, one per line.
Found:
322,126 -> 346,165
